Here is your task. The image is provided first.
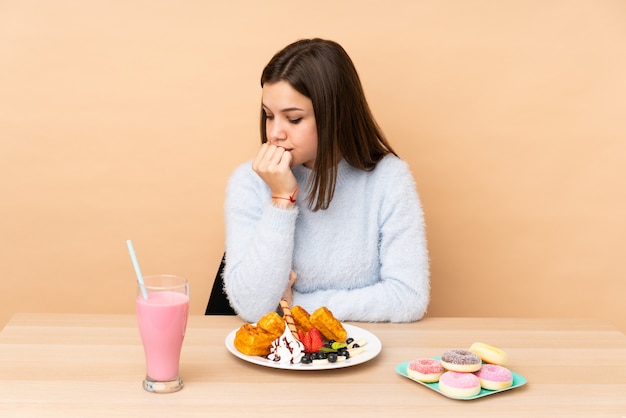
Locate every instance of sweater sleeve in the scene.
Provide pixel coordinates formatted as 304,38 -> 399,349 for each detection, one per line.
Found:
292,157 -> 430,322
222,162 -> 299,322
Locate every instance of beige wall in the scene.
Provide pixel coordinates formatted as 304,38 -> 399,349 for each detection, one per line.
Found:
2,1 -> 625,332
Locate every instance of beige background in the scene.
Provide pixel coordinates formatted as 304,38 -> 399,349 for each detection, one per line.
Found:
1,1 -> 625,332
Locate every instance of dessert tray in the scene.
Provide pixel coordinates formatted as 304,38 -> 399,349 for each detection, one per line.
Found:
395,358 -> 528,400
225,323 -> 382,370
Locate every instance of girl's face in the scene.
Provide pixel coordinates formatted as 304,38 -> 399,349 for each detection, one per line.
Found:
262,81 -> 318,169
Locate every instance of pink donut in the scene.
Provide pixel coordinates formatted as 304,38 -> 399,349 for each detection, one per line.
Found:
474,364 -> 513,390
407,358 -> 445,383
438,371 -> 481,398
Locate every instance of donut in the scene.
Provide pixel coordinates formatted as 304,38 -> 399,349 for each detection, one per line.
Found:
440,349 -> 482,372
438,371 -> 481,398
474,364 -> 513,390
407,358 -> 445,383
469,342 -> 508,365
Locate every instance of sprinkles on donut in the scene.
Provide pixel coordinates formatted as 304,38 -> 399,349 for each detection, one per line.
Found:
438,371 -> 481,398
407,358 -> 445,383
474,364 -> 513,390
440,349 -> 482,373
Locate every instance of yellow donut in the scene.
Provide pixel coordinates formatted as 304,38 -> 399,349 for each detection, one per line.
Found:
469,342 -> 508,365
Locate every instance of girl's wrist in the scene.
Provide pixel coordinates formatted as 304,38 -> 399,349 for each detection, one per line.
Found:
271,186 -> 298,208
271,197 -> 296,209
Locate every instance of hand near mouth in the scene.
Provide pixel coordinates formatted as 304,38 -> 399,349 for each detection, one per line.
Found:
252,143 -> 298,205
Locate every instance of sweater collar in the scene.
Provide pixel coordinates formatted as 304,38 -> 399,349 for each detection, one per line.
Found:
292,158 -> 353,184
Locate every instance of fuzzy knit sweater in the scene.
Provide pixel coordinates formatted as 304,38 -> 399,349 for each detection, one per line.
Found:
223,155 -> 429,323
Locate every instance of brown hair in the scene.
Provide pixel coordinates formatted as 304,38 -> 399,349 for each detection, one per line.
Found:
260,38 -> 397,211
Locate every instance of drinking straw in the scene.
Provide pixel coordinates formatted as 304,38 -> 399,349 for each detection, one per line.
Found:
126,239 -> 149,299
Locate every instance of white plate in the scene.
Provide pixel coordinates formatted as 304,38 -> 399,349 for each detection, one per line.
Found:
225,323 -> 382,370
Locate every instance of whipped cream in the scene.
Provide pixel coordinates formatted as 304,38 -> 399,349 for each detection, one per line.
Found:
267,324 -> 305,364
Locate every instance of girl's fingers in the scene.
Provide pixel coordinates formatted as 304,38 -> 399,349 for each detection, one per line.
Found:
278,149 -> 292,168
252,144 -> 297,196
252,143 -> 268,170
253,144 -> 288,173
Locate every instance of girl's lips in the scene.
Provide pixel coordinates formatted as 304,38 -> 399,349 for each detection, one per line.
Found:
270,144 -> 292,152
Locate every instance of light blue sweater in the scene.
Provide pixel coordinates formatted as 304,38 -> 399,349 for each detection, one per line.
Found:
223,155 -> 429,323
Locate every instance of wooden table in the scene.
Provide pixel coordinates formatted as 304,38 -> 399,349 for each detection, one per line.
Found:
1,314 -> 625,417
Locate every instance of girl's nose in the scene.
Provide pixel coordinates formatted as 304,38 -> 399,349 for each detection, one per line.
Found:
268,120 -> 287,143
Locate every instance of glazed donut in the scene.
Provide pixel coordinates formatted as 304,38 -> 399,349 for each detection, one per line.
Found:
438,371 -> 481,398
440,349 -> 482,372
469,342 -> 508,365
407,358 -> 445,383
474,364 -> 513,390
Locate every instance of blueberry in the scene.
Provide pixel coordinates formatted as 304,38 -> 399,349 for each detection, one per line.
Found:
346,338 -> 354,345
301,355 -> 312,364
327,353 -> 338,363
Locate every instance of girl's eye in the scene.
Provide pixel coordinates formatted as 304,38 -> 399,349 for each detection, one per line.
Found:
289,117 -> 302,124
265,114 -> 274,120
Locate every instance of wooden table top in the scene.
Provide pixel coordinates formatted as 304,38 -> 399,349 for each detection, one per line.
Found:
1,313 -> 625,417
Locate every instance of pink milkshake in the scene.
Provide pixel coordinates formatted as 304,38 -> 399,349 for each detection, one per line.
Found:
136,275 -> 189,393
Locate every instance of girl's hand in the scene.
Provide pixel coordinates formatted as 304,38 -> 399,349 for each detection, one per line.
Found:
282,270 -> 298,306
252,143 -> 298,201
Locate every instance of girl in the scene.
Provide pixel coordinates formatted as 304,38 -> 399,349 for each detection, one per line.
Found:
223,38 -> 429,323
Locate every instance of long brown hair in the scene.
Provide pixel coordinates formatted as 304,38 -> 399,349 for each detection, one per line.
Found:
260,38 -> 397,211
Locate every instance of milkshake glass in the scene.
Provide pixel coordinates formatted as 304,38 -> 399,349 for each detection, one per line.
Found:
136,274 -> 189,393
